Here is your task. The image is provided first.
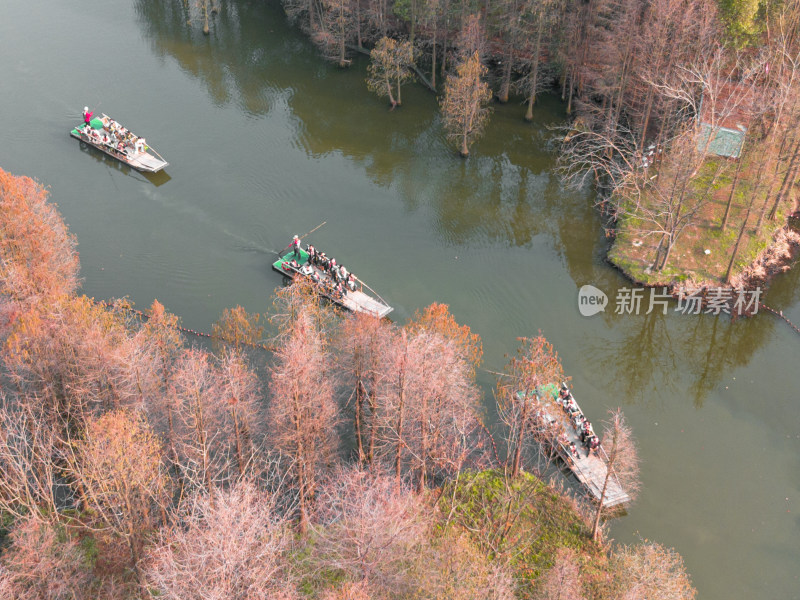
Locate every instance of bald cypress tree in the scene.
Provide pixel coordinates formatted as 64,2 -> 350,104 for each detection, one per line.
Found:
440,52 -> 493,157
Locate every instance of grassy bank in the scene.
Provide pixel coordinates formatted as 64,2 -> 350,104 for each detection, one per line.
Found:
608,156 -> 794,288
439,470 -> 609,596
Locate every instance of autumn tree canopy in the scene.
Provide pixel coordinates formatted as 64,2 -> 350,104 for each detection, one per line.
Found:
440,51 -> 493,157
367,36 -> 415,107
0,168 -> 79,304
0,165 -> 695,599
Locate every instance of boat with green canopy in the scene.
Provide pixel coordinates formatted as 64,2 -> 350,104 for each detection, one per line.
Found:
70,112 -> 168,173
272,242 -> 393,318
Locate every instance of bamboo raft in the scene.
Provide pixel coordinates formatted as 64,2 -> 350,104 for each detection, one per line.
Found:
272,246 -> 393,318
538,384 -> 631,509
70,113 -> 168,173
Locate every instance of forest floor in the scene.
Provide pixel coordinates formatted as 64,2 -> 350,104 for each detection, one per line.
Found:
607,156 -> 798,289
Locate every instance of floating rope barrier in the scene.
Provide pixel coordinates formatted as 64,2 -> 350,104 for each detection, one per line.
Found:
95,299 -> 277,351
759,302 -> 800,336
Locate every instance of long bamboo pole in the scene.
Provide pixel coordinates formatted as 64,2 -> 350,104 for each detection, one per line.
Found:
275,221 -> 327,258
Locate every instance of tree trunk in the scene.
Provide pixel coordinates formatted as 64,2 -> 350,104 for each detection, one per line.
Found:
566,67 -> 574,114
498,48 -> 513,103
639,88 -> 655,150
193,394 -> 212,492
394,356 -> 407,479
650,234 -> 666,271
725,193 -> 756,282
658,232 -> 676,271
658,168 -> 693,271
298,458 -> 309,533
167,406 -> 177,463
755,192 -> 772,233
308,0 -> 317,34
202,0 -> 210,35
591,467 -> 611,541
440,26 -> 448,82
418,395 -> 428,493
385,78 -> 396,107
367,377 -> 377,464
721,153 -> 745,230
431,26 -> 437,90
355,379 -> 366,463
293,390 -> 309,534
409,0 -> 417,45
339,36 -> 347,68
356,0 -> 362,48
525,19 -> 544,122
769,138 -> 800,220
460,133 -> 469,157
232,407 -> 245,476
511,401 -> 528,478
127,534 -> 141,580
756,142 -> 786,231
394,389 -> 404,479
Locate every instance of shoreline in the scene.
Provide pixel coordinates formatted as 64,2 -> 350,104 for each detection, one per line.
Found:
606,219 -> 800,317
607,204 -> 800,287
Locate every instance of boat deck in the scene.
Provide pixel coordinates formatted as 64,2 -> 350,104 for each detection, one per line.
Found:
128,151 -> 168,172
70,113 -> 168,173
539,384 -> 631,509
272,248 -> 393,318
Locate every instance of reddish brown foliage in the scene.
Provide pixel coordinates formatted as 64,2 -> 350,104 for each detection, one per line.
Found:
378,328 -> 487,488
0,168 -> 79,305
211,305 -> 264,354
268,309 -> 338,532
534,547 -> 585,600
313,467 -> 430,592
496,335 -> 566,478
0,515 -> 91,600
4,297 -> 145,434
406,302 -> 483,375
167,348 -> 259,491
591,409 -> 640,540
335,312 -> 394,465
611,543 -> 696,600
145,483 -> 296,600
72,410 -> 166,572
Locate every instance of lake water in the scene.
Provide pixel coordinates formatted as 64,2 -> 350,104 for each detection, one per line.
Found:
0,1 -> 798,597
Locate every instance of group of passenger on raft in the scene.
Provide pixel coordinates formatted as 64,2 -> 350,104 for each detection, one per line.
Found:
280,235 -> 358,299
80,107 -> 148,157
556,383 -> 601,459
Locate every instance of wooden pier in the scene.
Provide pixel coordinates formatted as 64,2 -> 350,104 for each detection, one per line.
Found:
539,384 -> 630,509
272,247 -> 393,318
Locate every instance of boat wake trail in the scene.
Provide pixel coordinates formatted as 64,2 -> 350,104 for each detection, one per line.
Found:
222,228 -> 278,257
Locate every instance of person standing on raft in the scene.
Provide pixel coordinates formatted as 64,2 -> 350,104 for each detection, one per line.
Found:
83,106 -> 94,125
291,235 -> 301,260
